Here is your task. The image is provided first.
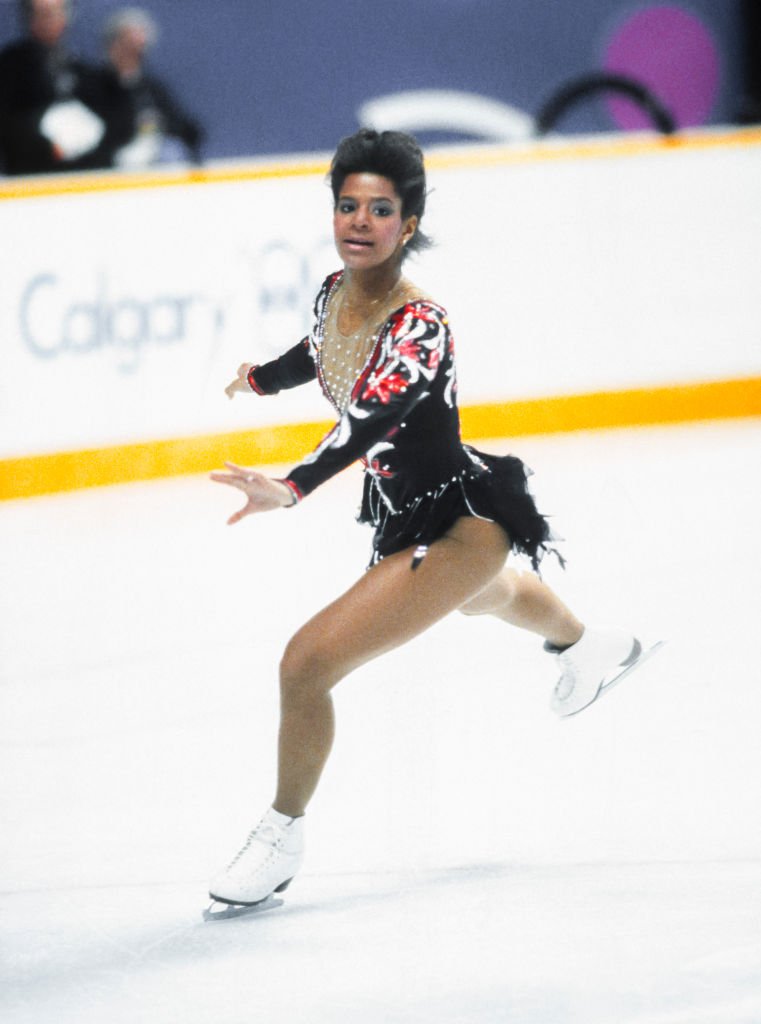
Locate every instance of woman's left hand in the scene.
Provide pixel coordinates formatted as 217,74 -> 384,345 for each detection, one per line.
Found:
224,364 -> 255,400
210,462 -> 295,524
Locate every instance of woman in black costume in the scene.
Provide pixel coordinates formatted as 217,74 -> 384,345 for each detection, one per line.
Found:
208,129 -> 656,909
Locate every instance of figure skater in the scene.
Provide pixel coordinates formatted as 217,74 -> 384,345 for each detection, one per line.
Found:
208,128 -> 658,910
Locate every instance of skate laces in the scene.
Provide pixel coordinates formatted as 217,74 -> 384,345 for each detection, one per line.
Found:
228,819 -> 284,868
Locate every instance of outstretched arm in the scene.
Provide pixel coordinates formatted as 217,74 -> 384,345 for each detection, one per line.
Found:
215,337 -> 316,518
210,462 -> 298,525
224,338 -> 316,400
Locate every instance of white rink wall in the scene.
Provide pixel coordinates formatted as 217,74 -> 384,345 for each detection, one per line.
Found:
1,130 -> 759,459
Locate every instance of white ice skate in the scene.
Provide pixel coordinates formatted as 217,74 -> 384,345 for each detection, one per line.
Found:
206,807 -> 305,918
547,627 -> 664,717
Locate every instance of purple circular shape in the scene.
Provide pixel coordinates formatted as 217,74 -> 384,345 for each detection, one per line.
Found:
603,4 -> 721,130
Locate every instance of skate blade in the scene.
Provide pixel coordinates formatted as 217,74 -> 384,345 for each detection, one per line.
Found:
565,639 -> 666,718
203,896 -> 284,922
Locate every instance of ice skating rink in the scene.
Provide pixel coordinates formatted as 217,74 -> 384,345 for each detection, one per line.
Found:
2,418 -> 761,1024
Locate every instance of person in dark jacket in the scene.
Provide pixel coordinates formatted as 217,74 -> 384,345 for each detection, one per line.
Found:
97,6 -> 203,168
0,0 -> 109,175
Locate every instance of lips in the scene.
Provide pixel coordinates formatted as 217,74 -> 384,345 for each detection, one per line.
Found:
344,238 -> 373,248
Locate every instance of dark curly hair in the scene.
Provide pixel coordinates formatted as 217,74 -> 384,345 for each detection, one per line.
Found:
329,128 -> 432,255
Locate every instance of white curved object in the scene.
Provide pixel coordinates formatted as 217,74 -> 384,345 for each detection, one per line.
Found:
39,100 -> 105,160
358,89 -> 535,142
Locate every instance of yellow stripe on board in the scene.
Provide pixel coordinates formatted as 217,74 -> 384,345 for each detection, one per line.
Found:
459,375 -> 761,438
1,376 -> 759,501
2,126 -> 761,203
0,159 -> 330,202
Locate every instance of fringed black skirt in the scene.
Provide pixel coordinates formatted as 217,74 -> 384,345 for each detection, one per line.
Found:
358,445 -> 562,572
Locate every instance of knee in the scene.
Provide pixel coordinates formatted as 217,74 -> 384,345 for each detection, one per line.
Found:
279,628 -> 340,703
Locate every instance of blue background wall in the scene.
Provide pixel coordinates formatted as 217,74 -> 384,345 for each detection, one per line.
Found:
0,0 -> 746,160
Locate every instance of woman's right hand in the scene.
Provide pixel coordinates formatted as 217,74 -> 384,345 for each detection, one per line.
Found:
210,463 -> 296,524
224,363 -> 255,399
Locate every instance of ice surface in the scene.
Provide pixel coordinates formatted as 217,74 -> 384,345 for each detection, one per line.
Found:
2,420 -> 761,1023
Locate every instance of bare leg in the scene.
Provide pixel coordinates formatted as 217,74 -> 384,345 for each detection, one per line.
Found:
273,517 -> 510,817
459,568 -> 584,649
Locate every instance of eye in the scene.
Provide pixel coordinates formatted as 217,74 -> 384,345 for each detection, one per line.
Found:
337,199 -> 356,214
372,204 -> 394,217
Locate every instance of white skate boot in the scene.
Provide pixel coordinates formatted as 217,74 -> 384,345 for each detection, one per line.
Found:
547,627 -> 663,717
209,806 -> 305,907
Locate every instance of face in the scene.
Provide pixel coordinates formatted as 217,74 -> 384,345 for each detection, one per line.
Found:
29,0 -> 69,47
110,25 -> 149,70
333,173 -> 418,271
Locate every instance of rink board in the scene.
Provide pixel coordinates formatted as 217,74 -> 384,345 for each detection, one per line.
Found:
1,127 -> 760,498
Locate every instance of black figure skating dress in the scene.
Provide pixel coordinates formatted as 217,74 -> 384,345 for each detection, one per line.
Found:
248,271 -> 557,570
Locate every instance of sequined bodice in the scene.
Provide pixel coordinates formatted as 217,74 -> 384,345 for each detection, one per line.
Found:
319,277 -> 427,413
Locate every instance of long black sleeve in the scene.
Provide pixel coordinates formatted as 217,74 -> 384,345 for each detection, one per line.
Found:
248,338 -> 316,395
285,303 -> 451,501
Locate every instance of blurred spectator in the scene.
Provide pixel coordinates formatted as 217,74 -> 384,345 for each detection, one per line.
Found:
737,0 -> 761,124
97,7 -> 204,168
0,0 -> 108,175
